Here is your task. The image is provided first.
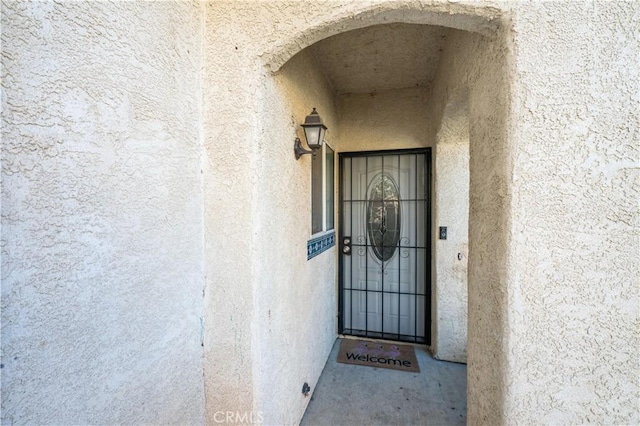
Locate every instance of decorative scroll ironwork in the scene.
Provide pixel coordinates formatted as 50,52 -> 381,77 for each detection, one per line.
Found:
339,149 -> 431,345
366,173 -> 401,262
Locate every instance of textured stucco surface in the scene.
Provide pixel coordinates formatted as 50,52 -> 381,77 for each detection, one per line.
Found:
2,1 -> 638,425
254,49 -> 339,425
337,87 -> 432,152
505,2 -> 640,424
1,1 -> 205,424
262,1 -> 502,73
427,27 -> 512,424
203,6 -> 340,424
201,2 -> 503,423
433,94 -> 470,364
202,4 -> 258,420
310,23 -> 448,94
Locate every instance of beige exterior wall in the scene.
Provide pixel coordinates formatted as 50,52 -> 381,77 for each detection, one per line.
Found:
202,3 -> 258,419
205,2 -> 638,423
203,5 -> 341,422
427,27 -> 512,423
506,2 -> 639,423
255,49 -> 339,425
432,90 -> 470,364
205,1 -> 639,424
2,1 -> 638,425
337,87 -> 432,153
1,1 -> 206,424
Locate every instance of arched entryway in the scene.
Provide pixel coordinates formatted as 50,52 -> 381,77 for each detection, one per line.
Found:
202,2 -> 513,424
261,3 -> 512,423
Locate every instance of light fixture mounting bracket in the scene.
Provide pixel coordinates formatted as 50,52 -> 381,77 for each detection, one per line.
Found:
294,137 -> 314,160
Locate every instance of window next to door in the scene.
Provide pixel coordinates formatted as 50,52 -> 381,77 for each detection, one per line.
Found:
312,142 -> 334,234
307,142 -> 335,261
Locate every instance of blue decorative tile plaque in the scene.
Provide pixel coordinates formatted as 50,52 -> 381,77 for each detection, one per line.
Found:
307,231 -> 335,260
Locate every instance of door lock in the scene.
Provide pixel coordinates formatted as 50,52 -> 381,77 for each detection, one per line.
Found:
342,236 -> 351,255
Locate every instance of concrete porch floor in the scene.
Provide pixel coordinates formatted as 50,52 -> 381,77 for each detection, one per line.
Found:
300,338 -> 466,426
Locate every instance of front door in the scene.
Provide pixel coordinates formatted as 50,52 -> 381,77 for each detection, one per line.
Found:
339,149 -> 431,344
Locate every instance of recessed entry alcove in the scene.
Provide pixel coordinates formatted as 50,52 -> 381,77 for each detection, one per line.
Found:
266,5 -> 510,423
3,2 -> 635,425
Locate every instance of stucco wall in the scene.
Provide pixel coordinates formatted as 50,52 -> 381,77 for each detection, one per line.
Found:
337,87 -> 432,153
202,4 -> 259,421
253,49 -> 339,425
432,93 -> 470,364
427,27 -> 512,424
505,2 -> 640,424
201,3 -> 496,422
203,5 -> 340,424
2,1 -> 638,425
1,1 -> 205,424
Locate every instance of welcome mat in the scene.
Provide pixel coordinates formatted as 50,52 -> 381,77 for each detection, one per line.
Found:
337,339 -> 420,373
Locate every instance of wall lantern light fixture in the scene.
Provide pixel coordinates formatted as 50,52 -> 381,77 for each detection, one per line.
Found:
294,108 -> 327,160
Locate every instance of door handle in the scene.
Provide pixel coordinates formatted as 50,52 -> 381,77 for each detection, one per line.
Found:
342,236 -> 351,255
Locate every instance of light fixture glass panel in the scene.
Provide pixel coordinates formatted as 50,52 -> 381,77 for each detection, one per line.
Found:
318,127 -> 327,147
305,127 -> 321,149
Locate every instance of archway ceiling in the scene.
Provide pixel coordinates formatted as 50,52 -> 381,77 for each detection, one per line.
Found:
309,23 -> 449,95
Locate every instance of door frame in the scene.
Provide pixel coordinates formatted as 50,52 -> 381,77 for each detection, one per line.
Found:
337,148 -> 432,345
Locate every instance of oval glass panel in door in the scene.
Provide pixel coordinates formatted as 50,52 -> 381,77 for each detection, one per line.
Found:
366,173 -> 401,262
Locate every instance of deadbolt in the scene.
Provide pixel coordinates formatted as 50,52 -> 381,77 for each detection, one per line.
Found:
342,236 -> 352,256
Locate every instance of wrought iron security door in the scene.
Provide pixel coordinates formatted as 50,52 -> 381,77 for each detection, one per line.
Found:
339,149 -> 431,344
